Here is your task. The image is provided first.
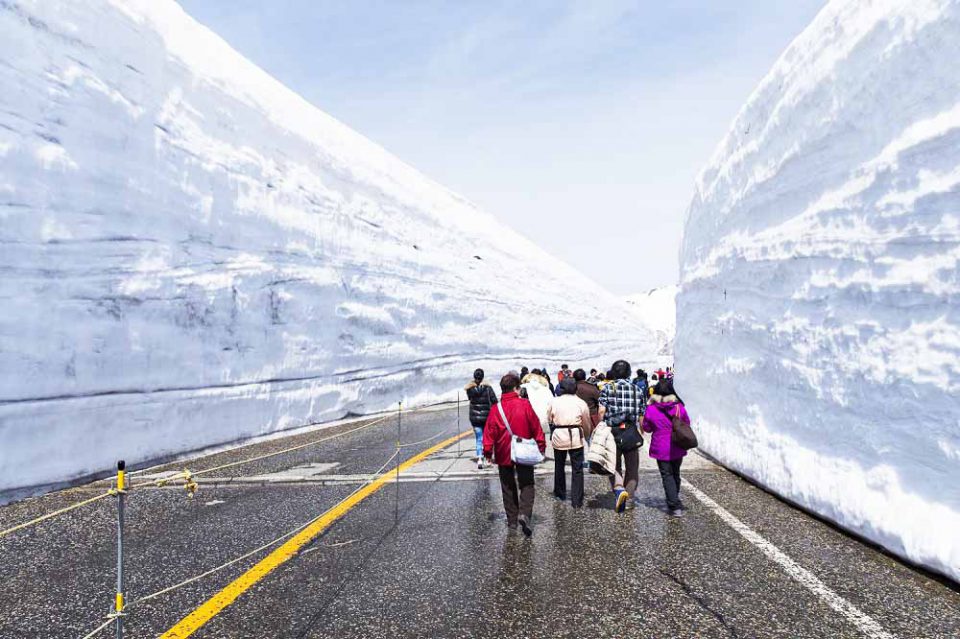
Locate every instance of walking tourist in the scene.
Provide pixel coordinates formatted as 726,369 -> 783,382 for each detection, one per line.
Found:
633,369 -> 649,412
599,360 -> 644,513
465,368 -> 497,470
521,370 -> 553,430
483,373 -> 546,537
573,368 -> 601,430
547,378 -> 592,508
642,377 -> 690,517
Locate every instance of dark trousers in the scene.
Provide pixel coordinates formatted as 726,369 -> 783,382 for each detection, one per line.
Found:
657,458 -> 684,510
498,464 -> 536,526
608,446 -> 640,497
553,447 -> 584,507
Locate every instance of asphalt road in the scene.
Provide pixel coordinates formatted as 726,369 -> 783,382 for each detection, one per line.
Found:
0,405 -> 958,638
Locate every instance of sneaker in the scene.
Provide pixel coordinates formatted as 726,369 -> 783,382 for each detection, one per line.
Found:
477,458 -> 484,470
615,489 -> 629,513
668,508 -> 684,518
518,515 -> 533,538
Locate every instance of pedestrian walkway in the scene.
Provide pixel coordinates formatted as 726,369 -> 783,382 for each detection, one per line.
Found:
0,406 -> 957,638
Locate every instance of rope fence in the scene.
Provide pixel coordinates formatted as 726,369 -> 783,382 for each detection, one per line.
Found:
77,447 -> 406,639
0,401 -> 456,539
0,397 -> 467,639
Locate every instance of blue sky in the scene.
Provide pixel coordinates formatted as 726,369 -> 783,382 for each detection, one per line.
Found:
178,0 -> 826,294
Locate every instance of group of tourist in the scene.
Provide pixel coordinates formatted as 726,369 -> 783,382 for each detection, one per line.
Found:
465,360 -> 691,537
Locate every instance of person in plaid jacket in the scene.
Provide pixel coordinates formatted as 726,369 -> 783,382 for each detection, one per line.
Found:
599,359 -> 643,512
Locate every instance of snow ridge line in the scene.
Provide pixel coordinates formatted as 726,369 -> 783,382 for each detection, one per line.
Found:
0,346 -> 632,406
684,481 -> 896,639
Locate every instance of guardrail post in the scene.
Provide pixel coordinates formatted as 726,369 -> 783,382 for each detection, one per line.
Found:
395,402 -> 401,525
456,391 -> 461,456
115,460 -> 126,639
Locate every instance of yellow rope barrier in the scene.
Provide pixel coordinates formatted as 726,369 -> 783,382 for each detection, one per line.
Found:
74,448 -> 405,639
3,404 -> 447,539
0,491 -> 114,540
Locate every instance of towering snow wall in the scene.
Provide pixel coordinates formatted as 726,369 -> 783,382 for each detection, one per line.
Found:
0,0 -> 653,495
676,0 -> 960,581
624,285 -> 678,362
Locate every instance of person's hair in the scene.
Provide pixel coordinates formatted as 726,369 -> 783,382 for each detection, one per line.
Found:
500,373 -> 521,393
610,359 -> 631,380
651,373 -> 659,381
558,378 -> 577,395
590,368 -> 597,375
638,370 -> 648,381
520,366 -> 529,377
573,368 -> 586,381
531,368 -> 542,376
473,368 -> 484,383
561,364 -> 569,370
597,372 -> 606,381
654,377 -> 682,402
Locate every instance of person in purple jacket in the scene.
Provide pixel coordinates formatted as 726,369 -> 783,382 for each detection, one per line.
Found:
641,377 -> 690,517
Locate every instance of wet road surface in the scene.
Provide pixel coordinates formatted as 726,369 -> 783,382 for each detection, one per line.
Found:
1,405 -> 958,638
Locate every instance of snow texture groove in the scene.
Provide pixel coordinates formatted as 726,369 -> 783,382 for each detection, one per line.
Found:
676,0 -> 960,582
0,0 -> 654,494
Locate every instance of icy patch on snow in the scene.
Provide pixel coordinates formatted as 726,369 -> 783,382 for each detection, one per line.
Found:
0,0 -> 654,495
676,0 -> 960,581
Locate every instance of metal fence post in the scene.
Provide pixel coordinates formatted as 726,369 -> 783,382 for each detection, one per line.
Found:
456,391 -> 461,456
115,460 -> 126,639
395,401 -> 401,525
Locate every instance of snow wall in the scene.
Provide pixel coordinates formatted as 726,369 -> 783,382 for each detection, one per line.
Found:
676,0 -> 960,582
0,0 -> 655,495
624,286 -> 677,362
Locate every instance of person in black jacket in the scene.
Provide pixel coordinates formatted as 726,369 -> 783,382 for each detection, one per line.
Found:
465,368 -> 498,469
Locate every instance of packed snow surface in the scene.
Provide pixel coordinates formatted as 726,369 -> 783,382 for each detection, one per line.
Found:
0,0 -> 654,494
676,0 -> 960,581
624,285 -> 677,359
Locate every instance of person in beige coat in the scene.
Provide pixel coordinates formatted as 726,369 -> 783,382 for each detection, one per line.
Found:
546,378 -> 593,508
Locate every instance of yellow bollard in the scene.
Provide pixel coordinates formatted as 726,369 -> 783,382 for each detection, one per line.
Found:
115,460 -> 126,639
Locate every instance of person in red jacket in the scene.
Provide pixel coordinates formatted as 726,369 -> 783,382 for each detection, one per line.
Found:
483,372 -> 546,537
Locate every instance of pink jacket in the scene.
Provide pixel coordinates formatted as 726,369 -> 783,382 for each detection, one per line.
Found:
641,394 -> 689,461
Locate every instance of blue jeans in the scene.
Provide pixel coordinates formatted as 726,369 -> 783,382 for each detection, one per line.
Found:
473,426 -> 484,458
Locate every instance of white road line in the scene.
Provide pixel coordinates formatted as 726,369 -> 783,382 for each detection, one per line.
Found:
684,481 -> 896,639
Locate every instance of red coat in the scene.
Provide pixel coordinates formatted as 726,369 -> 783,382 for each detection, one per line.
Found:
482,392 -> 546,467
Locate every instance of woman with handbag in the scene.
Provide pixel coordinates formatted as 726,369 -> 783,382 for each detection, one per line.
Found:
483,372 -> 546,537
546,378 -> 593,508
641,377 -> 692,517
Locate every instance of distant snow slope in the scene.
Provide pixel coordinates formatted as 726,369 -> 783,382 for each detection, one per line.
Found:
676,0 -> 960,581
624,285 -> 677,359
0,0 -> 653,495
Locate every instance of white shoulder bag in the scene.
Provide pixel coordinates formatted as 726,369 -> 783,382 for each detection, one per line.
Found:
498,402 -> 544,466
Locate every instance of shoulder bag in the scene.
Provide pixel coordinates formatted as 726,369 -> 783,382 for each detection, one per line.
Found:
608,382 -> 644,452
657,404 -> 698,450
498,402 -> 544,466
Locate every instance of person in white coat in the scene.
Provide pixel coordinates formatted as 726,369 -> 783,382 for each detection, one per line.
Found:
547,378 -> 593,508
521,372 -> 553,431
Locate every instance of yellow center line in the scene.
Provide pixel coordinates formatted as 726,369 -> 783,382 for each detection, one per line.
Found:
160,430 -> 471,639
